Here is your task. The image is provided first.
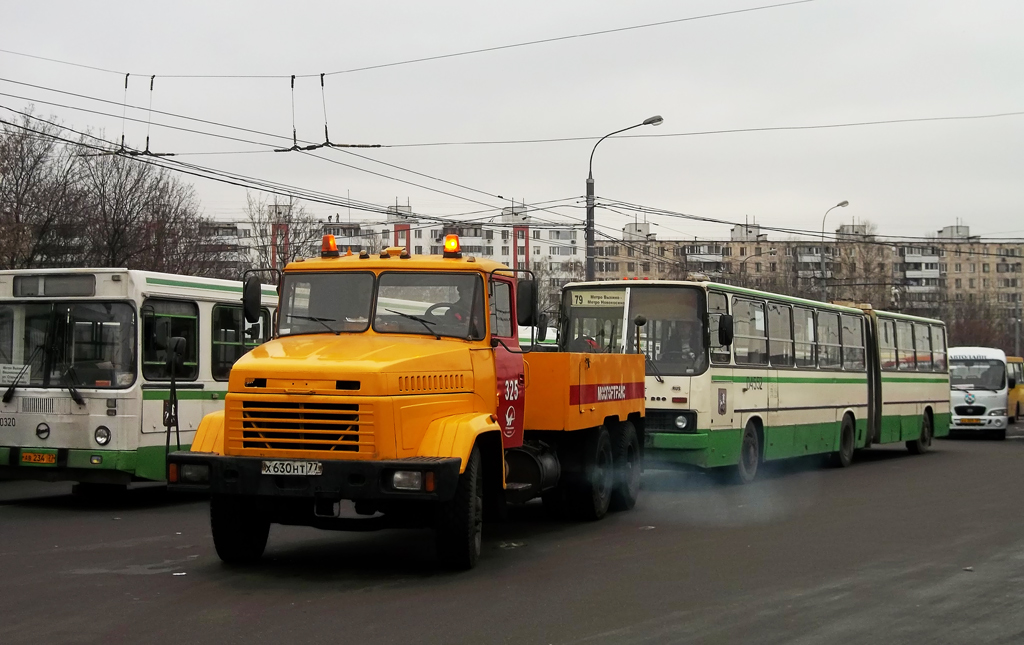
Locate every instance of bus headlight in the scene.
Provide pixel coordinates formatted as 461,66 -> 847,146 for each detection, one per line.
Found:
988,409 -> 1007,416
36,423 -> 50,440
94,426 -> 111,446
674,415 -> 689,430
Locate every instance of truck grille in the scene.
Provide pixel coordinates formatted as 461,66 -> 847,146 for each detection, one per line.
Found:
954,405 -> 985,416
226,396 -> 374,454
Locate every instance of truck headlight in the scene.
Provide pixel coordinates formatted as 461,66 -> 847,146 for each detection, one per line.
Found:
988,409 -> 1007,416
392,471 -> 423,491
180,464 -> 209,483
94,426 -> 111,446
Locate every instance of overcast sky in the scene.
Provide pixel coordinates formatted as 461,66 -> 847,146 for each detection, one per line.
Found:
3,0 -> 1023,242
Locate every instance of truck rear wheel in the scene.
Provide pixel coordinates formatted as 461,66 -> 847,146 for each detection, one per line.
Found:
210,495 -> 270,565
610,421 -> 641,512
567,426 -> 614,520
436,446 -> 483,570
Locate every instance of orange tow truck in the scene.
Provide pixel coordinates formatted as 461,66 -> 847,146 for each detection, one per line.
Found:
168,235 -> 645,568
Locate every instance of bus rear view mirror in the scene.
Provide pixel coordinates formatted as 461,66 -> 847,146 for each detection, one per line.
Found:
536,313 -> 549,343
718,314 -> 734,346
243,276 -> 262,324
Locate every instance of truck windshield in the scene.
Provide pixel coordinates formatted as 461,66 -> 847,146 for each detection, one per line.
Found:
374,272 -> 485,340
950,359 -> 1005,391
0,301 -> 136,388
279,273 -> 375,335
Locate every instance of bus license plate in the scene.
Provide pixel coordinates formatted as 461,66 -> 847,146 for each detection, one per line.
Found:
261,460 -> 323,476
21,452 -> 56,464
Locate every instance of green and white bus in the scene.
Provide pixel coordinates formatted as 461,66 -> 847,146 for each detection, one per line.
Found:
560,279 -> 950,483
0,269 -> 276,488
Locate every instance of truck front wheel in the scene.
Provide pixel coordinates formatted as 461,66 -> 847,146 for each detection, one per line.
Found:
436,446 -> 483,569
210,495 -> 270,565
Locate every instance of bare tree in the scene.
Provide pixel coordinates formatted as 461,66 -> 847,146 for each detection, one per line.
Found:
243,192 -> 323,271
0,112 -> 86,269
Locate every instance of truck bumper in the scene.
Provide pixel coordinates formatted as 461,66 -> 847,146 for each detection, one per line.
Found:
166,452 -> 462,503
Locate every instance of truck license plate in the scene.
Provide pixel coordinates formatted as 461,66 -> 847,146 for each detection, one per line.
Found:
261,460 -> 323,476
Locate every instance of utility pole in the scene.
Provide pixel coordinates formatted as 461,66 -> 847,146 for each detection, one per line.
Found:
820,200 -> 849,301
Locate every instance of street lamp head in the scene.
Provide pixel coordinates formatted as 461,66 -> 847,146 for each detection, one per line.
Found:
837,200 -> 849,208
643,115 -> 664,127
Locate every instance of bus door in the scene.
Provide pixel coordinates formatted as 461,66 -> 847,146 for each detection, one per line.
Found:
863,312 -> 882,446
707,292 -> 736,460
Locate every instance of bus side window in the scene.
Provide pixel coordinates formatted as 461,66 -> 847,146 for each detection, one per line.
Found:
708,291 -> 731,364
879,319 -> 897,370
212,305 -> 270,381
914,323 -> 932,371
794,307 -> 816,368
895,321 -> 915,370
767,302 -> 794,367
817,311 -> 841,369
841,314 -> 865,371
733,298 -> 767,366
142,299 -> 199,381
930,325 -> 947,372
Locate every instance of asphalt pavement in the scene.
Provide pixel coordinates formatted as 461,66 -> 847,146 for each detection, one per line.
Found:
3,428 -> 1024,645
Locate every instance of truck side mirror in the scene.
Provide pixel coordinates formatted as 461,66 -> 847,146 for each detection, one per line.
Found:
516,279 -> 537,327
718,314 -> 734,346
536,313 -> 549,343
243,275 -> 262,324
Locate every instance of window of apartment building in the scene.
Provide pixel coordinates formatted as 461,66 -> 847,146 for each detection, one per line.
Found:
723,247 -> 733,256
723,262 -> 732,273
517,245 -> 526,256
983,279 -> 990,288
969,263 -> 976,272
642,262 -> 651,273
878,263 -> 886,272
516,262 -> 526,270
754,263 -> 762,273
484,246 -> 493,255
769,262 -> 777,272
414,245 -> 422,254
739,247 -> 747,256
430,229 -> 440,238
532,230 -> 541,239
500,246 -> 509,255
983,264 -> 990,272
414,229 -> 422,239
606,262 -> 619,272
517,231 -> 525,240
785,248 -> 793,256
955,278 -> 962,288
658,262 -> 666,272
754,247 -> 762,256
429,245 -> 441,254
969,278 -> 976,288
627,262 -> 636,273
485,230 -> 493,240
502,230 -> 509,241
954,263 -> 961,272
954,248 -> 961,257
398,230 -> 406,241
627,247 -> 635,257
659,247 -> 666,256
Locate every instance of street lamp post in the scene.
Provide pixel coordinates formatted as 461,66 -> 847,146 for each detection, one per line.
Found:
586,115 -> 663,281
819,200 -> 849,301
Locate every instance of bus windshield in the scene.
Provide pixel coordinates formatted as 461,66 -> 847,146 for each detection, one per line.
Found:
562,285 -> 707,375
0,301 -> 136,388
950,359 -> 1005,391
627,286 -> 707,376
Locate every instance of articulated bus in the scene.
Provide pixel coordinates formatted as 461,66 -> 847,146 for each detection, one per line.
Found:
0,269 -> 276,489
560,279 -> 950,482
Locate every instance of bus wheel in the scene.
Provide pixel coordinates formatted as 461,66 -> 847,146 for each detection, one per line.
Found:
568,426 -> 614,520
907,413 -> 933,454
210,495 -> 269,565
610,421 -> 641,512
735,422 -> 761,484
993,428 -> 1007,441
436,446 -> 483,569
831,416 -> 856,467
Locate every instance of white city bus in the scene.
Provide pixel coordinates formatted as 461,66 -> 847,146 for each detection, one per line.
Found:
0,269 -> 276,488
560,279 -> 950,483
948,346 -> 1011,439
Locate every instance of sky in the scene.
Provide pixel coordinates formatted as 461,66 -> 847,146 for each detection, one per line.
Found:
3,0 -> 1023,243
